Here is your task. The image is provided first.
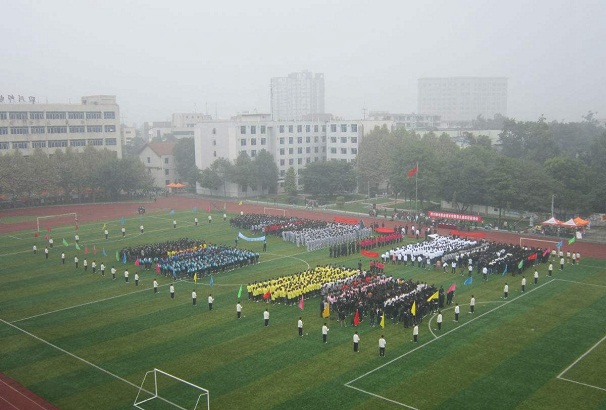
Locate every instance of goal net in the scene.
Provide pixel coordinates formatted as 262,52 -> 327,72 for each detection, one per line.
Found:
134,368 -> 209,410
519,237 -> 561,250
36,213 -> 78,232
263,207 -> 287,217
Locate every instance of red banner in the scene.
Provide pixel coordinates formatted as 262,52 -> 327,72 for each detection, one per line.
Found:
450,230 -> 486,239
361,249 -> 379,258
335,217 -> 358,225
429,211 -> 483,223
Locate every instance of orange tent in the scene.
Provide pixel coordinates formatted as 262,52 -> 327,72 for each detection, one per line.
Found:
573,217 -> 589,226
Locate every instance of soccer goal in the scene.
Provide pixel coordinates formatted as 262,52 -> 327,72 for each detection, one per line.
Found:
134,368 -> 209,410
263,207 -> 287,217
519,237 -> 561,250
36,213 -> 78,232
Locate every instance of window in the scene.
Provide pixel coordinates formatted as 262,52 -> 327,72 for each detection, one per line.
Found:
87,125 -> 102,133
297,125 -> 302,133
305,136 -> 311,143
9,112 -> 28,120
306,158 -> 311,163
306,125 -> 311,132
68,112 -> 84,120
331,124 -> 337,132
70,139 -> 86,147
351,124 -> 358,132
147,157 -> 151,164
47,112 -> 66,120
330,137 -> 337,143
251,126 -> 256,134
261,137 -> 266,145
0,142 -> 9,149
351,137 -> 358,143
251,138 -> 256,145
88,139 -> 103,146
306,147 -> 311,153
32,141 -> 46,148
240,126 -> 246,134
322,136 -> 326,142
314,157 -> 318,162
279,137 -> 284,144
212,128 -> 216,135
279,148 -> 285,155
331,147 -> 337,154
341,148 -> 347,154
240,139 -> 247,146
86,112 -> 102,119
212,139 -> 216,146
279,125 -> 285,133
260,125 -> 266,134
164,157 -> 169,164
288,125 -> 293,133
289,159 -> 294,165
314,147 -> 319,153
104,125 -> 116,132
297,147 -> 303,154
314,136 -> 319,143
0,127 -> 8,135
0,112 -> 6,120
314,125 -> 319,132
341,124 -> 347,132
165,180 -> 170,186
213,151 -> 217,157
280,159 -> 285,166
322,125 -> 326,132
165,169 -> 170,176
297,137 -> 302,144
297,158 -> 302,165
29,112 -> 44,120
322,147 -> 326,153
289,148 -> 293,154
351,148 -> 358,154
104,111 -> 115,119
10,127 -> 29,135
69,126 -> 85,133
105,138 -> 117,145
31,126 -> 45,134
341,137 -> 347,143
288,137 -> 293,144
48,140 -> 68,148
12,141 -> 29,149
251,150 -> 257,157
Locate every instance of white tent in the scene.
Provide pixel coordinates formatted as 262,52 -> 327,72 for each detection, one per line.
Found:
560,219 -> 578,228
541,217 -> 562,226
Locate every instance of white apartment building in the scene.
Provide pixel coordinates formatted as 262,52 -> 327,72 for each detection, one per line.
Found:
194,114 -> 362,197
270,71 -> 325,121
172,113 -> 212,128
0,95 -> 122,157
138,142 -> 181,188
367,111 -> 442,130
418,77 -> 507,124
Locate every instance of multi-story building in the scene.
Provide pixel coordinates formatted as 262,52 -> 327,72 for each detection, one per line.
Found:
418,77 -> 508,124
194,114 -> 362,197
270,71 -> 325,121
0,95 -> 122,157
138,142 -> 181,188
121,125 -> 137,146
367,111 -> 442,130
172,113 -> 212,128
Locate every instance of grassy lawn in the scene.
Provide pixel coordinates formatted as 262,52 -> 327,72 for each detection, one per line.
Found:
0,208 -> 605,409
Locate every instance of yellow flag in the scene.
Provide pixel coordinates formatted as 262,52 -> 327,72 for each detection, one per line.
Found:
238,200 -> 243,206
380,312 -> 385,328
411,301 -> 416,316
427,291 -> 439,302
322,303 -> 330,318
194,273 -> 197,284
102,223 -> 106,230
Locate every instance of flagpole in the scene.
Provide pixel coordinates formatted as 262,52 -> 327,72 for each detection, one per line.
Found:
415,162 -> 418,212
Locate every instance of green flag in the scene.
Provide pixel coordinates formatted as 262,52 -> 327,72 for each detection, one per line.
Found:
63,238 -> 69,247
237,284 -> 243,299
115,250 -> 120,262
75,243 -> 80,250
518,259 -> 523,269
568,237 -> 576,245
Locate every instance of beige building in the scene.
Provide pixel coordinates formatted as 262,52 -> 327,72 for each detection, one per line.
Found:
138,142 -> 181,188
0,95 -> 122,157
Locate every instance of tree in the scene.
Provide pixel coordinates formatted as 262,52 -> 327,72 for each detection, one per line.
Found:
543,156 -> 592,214
173,138 -> 198,188
356,125 -> 393,195
300,160 -> 356,197
284,167 -> 297,197
254,150 -> 279,194
232,152 -> 255,196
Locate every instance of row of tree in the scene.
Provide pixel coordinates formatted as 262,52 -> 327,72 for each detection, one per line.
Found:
0,146 -> 154,204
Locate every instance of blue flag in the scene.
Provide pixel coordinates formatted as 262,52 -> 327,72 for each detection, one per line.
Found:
464,277 -> 473,285
102,248 -> 107,257
556,241 -> 563,249
169,209 -> 175,216
209,275 -> 214,287
502,265 -> 508,276
122,252 -> 127,264
193,207 -> 198,213
121,216 -> 125,225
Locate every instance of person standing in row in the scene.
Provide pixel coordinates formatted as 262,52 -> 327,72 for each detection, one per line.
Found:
153,279 -> 158,293
504,283 -> 509,299
322,323 -> 329,343
236,301 -> 242,319
45,247 -> 49,260
83,258 -> 88,271
134,272 -> 139,286
560,257 -> 565,271
91,260 -> 97,274
298,317 -> 304,337
223,213 -> 227,221
548,262 -> 553,276
104,229 -> 109,239
194,217 -> 198,226
470,295 -> 476,314
436,311 -> 443,331
454,303 -> 460,322
111,266 -> 116,280
534,269 -> 539,284
121,226 -> 126,237
33,244 -> 37,254
100,262 -> 105,276
521,276 -> 526,293
124,269 -> 129,283
208,294 -> 214,311
140,225 -> 144,234
74,255 -> 79,269
263,309 -> 270,326
170,284 -> 175,299
378,335 -> 386,357
353,331 -> 360,352
192,289 -> 197,306
208,215 -> 212,224
173,220 -> 177,229
412,324 -> 419,343
61,252 -> 65,265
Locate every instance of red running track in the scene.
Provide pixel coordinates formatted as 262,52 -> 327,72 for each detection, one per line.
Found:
0,373 -> 62,410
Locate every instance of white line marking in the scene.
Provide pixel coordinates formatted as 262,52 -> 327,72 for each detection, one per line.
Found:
0,378 -> 51,409
346,384 -> 420,409
557,377 -> 606,392
557,334 -> 606,379
554,278 -> 606,288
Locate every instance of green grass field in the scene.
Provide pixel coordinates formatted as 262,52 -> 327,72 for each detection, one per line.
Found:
1,209 -> 605,410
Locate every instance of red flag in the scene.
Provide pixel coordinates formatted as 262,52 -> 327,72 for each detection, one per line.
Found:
361,249 -> 379,258
263,290 -> 271,300
527,253 -> 537,261
298,296 -> 304,310
84,246 -> 89,254
155,263 -> 161,274
135,258 -> 140,266
47,226 -> 51,232
93,245 -> 97,255
207,205 -> 211,212
447,283 -> 456,293
407,163 -> 418,178
353,309 -> 360,326
44,234 -> 49,241
542,248 -> 550,257
34,232 -> 39,238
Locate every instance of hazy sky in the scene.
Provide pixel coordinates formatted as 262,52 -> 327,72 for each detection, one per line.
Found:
1,0 -> 605,126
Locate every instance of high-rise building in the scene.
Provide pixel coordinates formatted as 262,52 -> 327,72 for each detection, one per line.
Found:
0,95 -> 122,157
270,71 -> 325,121
418,77 -> 507,124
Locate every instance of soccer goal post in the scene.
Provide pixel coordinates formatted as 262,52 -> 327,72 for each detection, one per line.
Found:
263,207 -> 286,217
519,237 -> 561,249
36,213 -> 78,232
134,368 -> 209,410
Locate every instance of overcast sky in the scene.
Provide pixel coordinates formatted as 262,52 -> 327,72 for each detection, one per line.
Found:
1,0 -> 605,126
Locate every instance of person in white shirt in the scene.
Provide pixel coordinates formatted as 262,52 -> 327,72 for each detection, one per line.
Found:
74,255 -> 79,268
153,279 -> 158,294
298,317 -> 304,337
560,257 -> 565,271
521,276 -> 526,292
412,325 -> 419,342
208,294 -> 214,310
208,215 -> 212,223
173,220 -> 177,229
548,263 -> 553,277
111,266 -> 116,280
121,227 -> 126,237
470,295 -> 476,314
169,284 -> 175,299
104,229 -> 108,239
194,217 -> 198,226
61,252 -> 65,264
378,335 -> 386,357
83,259 -> 88,271
454,303 -> 460,322
33,244 -> 37,254
124,269 -> 129,283
322,323 -> 329,343
504,283 -> 509,299
263,309 -> 270,326
134,272 -> 139,286
91,260 -> 97,274
436,311 -> 443,330
534,270 -> 539,285
353,331 -> 360,352
236,301 -> 242,319
100,263 -> 105,276
140,225 -> 144,234
192,290 -> 197,306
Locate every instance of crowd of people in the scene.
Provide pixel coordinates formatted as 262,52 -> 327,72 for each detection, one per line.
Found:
282,222 -> 373,251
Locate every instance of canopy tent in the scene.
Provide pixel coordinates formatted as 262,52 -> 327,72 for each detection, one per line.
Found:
573,217 -> 590,226
541,217 -> 562,226
166,183 -> 187,188
374,227 -> 394,234
560,219 -> 578,229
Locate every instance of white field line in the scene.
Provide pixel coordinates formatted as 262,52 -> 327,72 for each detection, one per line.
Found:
557,333 -> 606,392
427,300 -> 506,339
0,377 -> 51,409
